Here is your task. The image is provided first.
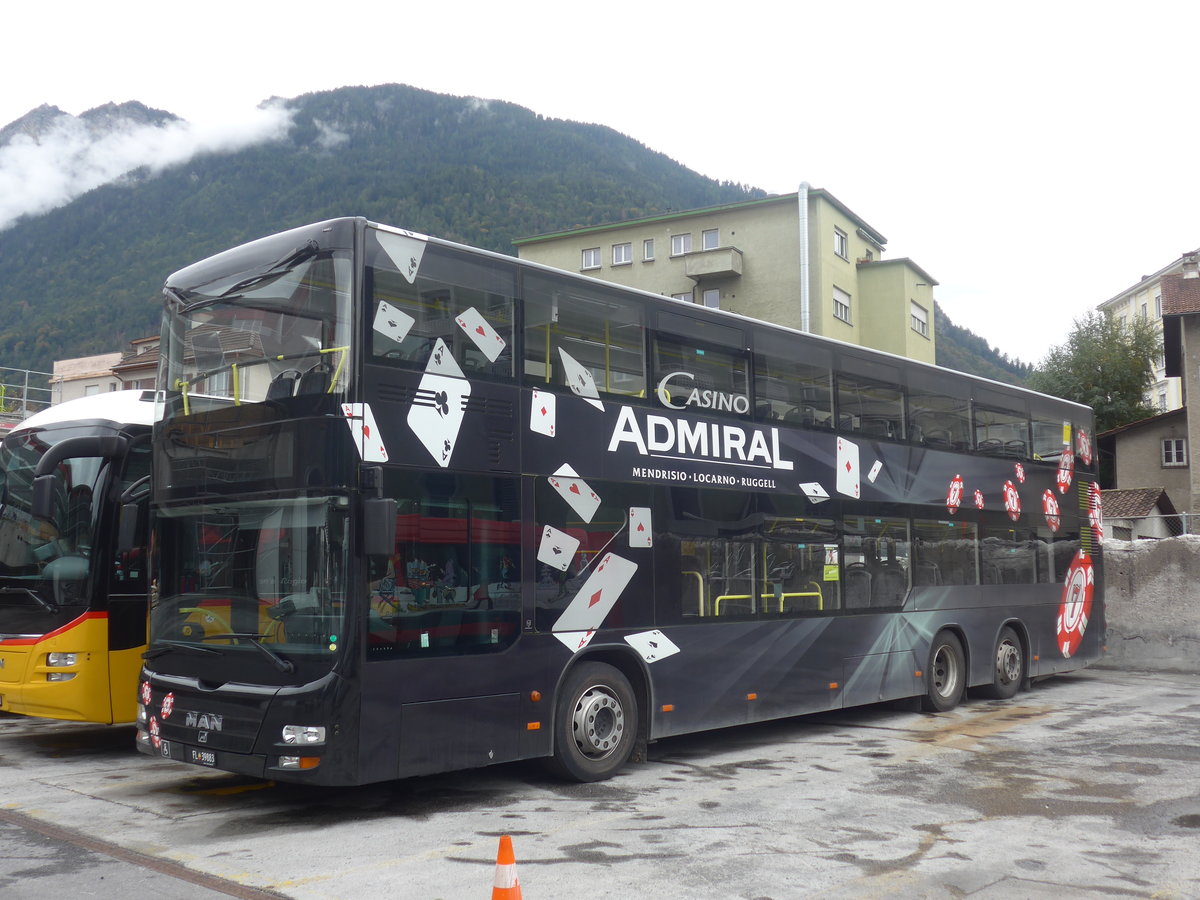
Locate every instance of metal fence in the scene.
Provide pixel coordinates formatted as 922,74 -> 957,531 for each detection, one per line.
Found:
0,366 -> 53,424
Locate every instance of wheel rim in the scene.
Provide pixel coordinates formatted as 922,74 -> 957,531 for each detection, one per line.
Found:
571,684 -> 625,759
931,644 -> 960,700
996,638 -> 1021,686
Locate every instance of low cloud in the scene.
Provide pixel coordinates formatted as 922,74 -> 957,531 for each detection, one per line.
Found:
0,101 -> 294,231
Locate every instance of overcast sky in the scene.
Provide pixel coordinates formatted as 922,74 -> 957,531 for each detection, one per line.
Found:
3,1 -> 1198,365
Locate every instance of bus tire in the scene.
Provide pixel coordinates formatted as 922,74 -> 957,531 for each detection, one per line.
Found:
546,662 -> 638,783
978,625 -> 1024,700
921,631 -> 965,712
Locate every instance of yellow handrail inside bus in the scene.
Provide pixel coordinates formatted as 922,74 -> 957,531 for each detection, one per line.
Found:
321,346 -> 349,392
682,570 -> 705,616
231,364 -> 240,406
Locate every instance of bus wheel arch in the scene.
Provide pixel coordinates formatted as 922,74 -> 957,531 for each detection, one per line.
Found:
545,650 -> 647,782
921,628 -> 967,712
978,622 -> 1027,700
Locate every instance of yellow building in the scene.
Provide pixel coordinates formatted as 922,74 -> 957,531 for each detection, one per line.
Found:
513,185 -> 938,364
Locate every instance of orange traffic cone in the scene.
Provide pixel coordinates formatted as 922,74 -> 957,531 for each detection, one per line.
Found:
491,834 -> 522,899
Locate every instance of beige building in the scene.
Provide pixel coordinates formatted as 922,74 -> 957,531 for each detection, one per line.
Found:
1097,248 -> 1197,413
513,186 -> 938,365
49,352 -> 122,403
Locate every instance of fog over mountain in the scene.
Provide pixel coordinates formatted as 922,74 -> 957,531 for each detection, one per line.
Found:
0,100 -> 292,231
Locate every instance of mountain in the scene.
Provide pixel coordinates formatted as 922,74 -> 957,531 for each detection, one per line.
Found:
934,305 -> 1032,385
0,82 -> 1026,385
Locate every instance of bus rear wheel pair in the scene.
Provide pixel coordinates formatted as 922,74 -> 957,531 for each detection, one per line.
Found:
922,625 -> 1026,712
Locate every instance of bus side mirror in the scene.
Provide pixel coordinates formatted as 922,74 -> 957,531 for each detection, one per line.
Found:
32,474 -> 56,521
118,502 -> 141,553
364,498 -> 397,558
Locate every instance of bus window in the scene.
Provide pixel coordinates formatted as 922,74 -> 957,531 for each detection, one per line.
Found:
368,234 -> 516,379
652,335 -> 750,419
367,472 -> 521,659
908,392 -> 971,450
980,519 -> 1039,585
522,271 -> 645,399
842,515 -> 910,608
753,351 -> 832,427
911,519 -> 978,586
974,406 -> 1030,459
836,376 -> 904,440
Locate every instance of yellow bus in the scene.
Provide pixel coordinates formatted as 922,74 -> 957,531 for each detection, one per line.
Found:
0,391 -> 155,723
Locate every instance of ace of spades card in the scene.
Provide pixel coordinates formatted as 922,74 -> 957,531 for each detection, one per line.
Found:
406,338 -> 471,468
373,300 -> 415,345
537,524 -> 581,572
557,347 -> 604,411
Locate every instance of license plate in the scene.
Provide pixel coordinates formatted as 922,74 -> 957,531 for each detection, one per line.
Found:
189,748 -> 217,767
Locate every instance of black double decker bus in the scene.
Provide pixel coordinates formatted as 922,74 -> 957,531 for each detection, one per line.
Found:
137,218 -> 1103,785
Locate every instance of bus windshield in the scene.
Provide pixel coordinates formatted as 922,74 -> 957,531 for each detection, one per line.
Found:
159,237 -> 353,422
149,496 -> 349,677
0,430 -> 106,617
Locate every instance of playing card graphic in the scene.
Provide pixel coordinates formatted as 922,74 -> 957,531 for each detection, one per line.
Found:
624,629 -> 680,664
530,389 -> 556,437
552,552 -> 638,633
557,347 -> 604,411
537,524 -> 581,572
628,507 -> 653,548
455,307 -> 506,363
868,459 -> 883,483
375,229 -> 427,284
800,482 -> 830,503
342,402 -> 389,462
406,339 -> 470,468
547,463 -> 602,523
554,630 -> 597,653
373,300 -> 415,345
836,437 -> 861,499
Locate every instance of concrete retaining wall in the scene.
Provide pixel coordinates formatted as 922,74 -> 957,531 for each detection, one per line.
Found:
1098,536 -> 1200,673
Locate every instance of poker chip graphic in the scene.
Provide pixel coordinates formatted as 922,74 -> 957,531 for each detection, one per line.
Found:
1002,480 -> 1021,521
1057,446 -> 1075,494
1057,551 -> 1094,658
139,680 -> 152,706
148,716 -> 162,749
946,474 -> 964,515
1076,429 -> 1093,467
161,692 -> 175,720
974,490 -> 985,510
1088,482 -> 1103,540
1042,489 -> 1061,532
1014,462 -> 1025,484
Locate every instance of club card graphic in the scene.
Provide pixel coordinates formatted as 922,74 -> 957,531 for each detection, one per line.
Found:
372,300 -> 415,345
455,307 -> 506,362
552,552 -> 638,633
341,402 -> 389,462
557,347 -> 604,411
406,338 -> 470,468
529,389 -> 556,437
624,629 -> 680,664
554,630 -> 597,653
800,482 -> 830,503
836,437 -> 861,498
374,229 -> 427,283
628,507 -> 653,548
537,524 -> 581,572
547,463 -> 602,523
868,459 -> 883,483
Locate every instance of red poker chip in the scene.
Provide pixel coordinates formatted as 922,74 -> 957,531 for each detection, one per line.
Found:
1057,446 -> 1075,494
1014,462 -> 1026,484
1076,429 -> 1094,466
161,692 -> 175,720
1042,489 -> 1060,532
1088,482 -> 1103,539
1002,479 -> 1021,521
139,681 -> 152,706
974,490 -> 985,509
946,474 -> 964,515
1057,551 -> 1094,658
149,716 -> 162,749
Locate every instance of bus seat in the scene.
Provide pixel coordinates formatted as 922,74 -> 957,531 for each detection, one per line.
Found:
267,371 -> 299,400
297,367 -> 330,395
845,565 -> 871,608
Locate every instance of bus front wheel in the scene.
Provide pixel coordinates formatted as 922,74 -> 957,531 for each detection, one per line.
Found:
978,625 -> 1024,700
547,662 -> 639,783
922,631 -> 965,712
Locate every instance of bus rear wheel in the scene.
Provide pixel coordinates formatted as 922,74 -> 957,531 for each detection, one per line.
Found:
922,631 -> 965,712
978,625 -> 1024,700
546,662 -> 638,783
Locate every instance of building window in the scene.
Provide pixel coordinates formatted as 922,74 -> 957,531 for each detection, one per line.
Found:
1155,294 -> 1162,318
643,239 -> 655,261
833,287 -> 852,324
1163,438 -> 1188,467
671,233 -> 692,256
84,383 -> 101,396
612,242 -> 632,266
671,291 -> 693,302
834,227 -> 848,260
582,248 -> 600,270
702,228 -> 719,250
1141,302 -> 1148,320
702,289 -> 720,309
1159,390 -> 1168,411
910,301 -> 929,337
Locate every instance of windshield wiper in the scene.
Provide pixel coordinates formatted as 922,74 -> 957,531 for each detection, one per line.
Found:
143,640 -> 223,661
0,587 -> 57,614
216,241 -> 320,300
202,633 -> 295,674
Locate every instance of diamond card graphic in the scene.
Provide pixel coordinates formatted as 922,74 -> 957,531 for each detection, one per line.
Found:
406,338 -> 470,468
624,629 -> 680,664
836,437 -> 861,499
547,464 -> 602,523
530,388 -> 556,437
373,300 -> 415,345
342,402 -> 388,462
537,524 -> 580,572
455,307 -> 506,362
557,347 -> 604,411
552,552 -> 637,633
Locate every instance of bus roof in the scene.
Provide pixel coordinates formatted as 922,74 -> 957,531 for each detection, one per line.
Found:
15,390 -> 158,433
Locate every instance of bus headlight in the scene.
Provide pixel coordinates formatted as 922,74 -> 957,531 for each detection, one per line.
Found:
46,672 -> 77,682
281,725 -> 326,745
278,756 -> 321,770
46,652 -> 78,667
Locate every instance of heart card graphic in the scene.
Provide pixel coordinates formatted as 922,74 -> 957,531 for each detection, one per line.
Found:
342,402 -> 388,462
547,463 -> 601,523
455,307 -> 506,362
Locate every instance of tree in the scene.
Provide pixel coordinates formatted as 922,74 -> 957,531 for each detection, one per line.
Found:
1027,312 -> 1159,433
